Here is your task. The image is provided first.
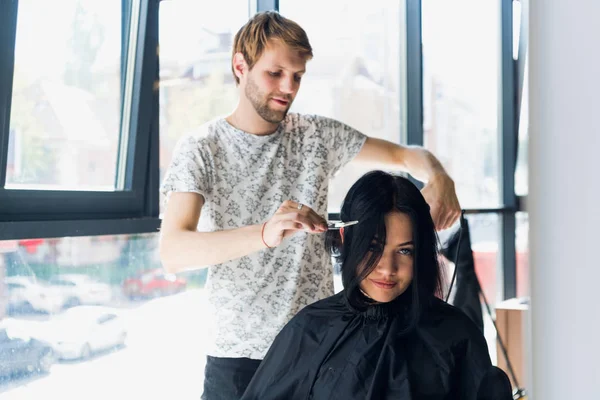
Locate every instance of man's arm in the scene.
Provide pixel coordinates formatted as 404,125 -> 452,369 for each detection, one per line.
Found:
159,193 -> 327,274
352,137 -> 461,230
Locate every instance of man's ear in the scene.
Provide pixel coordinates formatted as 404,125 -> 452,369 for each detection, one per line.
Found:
340,227 -> 345,244
232,52 -> 247,82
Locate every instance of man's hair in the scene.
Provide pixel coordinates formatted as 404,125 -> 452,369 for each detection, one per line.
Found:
231,11 -> 313,84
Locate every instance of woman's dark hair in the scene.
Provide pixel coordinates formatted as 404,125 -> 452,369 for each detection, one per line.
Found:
326,171 -> 445,328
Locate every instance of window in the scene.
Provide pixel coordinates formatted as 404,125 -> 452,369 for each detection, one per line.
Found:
97,314 -> 117,324
53,280 -> 76,287
0,0 -> 251,395
515,63 -> 528,197
0,0 -> 526,394
279,0 -> 403,212
422,0 -> 502,208
421,0 -> 524,370
515,212 -> 528,297
442,213 -> 502,362
158,0 -> 249,211
466,214 -> 503,303
0,0 -> 159,238
0,233 -> 208,396
514,0 -> 528,197
7,283 -> 24,290
7,1 -> 123,190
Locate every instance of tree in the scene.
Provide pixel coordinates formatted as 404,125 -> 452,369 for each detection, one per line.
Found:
64,1 -> 105,91
8,77 -> 58,185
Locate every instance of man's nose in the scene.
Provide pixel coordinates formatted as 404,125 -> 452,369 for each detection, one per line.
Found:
279,77 -> 295,95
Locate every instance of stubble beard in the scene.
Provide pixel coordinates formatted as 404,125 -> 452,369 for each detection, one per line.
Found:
245,75 -> 291,124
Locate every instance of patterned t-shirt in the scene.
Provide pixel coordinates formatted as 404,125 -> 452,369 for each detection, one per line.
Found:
160,113 -> 367,359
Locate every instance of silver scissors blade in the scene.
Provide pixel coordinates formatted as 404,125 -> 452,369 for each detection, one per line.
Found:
327,220 -> 359,230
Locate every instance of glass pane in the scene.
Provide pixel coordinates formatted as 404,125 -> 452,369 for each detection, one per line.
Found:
7,1 -> 126,191
279,0 -> 403,212
0,234 -> 207,397
440,214 -> 501,309
422,0 -> 501,208
466,213 -> 501,364
516,212 -> 529,297
467,213 -> 502,304
514,0 -> 528,196
515,60 -> 528,196
158,0 -> 249,211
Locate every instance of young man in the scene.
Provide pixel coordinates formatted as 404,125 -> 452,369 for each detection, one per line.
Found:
160,11 -> 461,400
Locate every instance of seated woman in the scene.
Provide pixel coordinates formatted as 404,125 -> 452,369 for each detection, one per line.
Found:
242,171 -> 502,400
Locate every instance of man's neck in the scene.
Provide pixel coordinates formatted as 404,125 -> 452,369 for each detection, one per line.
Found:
226,105 -> 280,136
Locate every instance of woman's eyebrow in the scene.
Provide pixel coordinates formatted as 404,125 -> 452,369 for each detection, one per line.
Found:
372,240 -> 414,246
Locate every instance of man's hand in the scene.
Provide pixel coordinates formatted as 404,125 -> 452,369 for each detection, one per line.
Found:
262,201 -> 328,248
421,174 -> 461,231
353,139 -> 460,230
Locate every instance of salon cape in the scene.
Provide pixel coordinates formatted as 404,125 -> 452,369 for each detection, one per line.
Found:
241,291 -> 491,400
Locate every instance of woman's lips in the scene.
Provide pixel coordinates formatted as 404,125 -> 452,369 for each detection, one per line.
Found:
369,279 -> 397,289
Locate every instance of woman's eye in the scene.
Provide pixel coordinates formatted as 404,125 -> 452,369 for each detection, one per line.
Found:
397,248 -> 414,256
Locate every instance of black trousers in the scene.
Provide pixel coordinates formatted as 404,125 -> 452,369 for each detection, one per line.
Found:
201,356 -> 262,400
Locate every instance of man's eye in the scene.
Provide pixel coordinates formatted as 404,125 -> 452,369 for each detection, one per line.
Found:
268,71 -> 281,77
294,75 -> 303,82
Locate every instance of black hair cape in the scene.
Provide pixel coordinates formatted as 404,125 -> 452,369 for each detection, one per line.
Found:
241,291 -> 492,400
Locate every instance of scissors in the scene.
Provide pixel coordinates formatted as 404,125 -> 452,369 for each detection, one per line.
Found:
327,220 -> 359,230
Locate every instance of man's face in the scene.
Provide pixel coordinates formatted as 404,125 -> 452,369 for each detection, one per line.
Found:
242,41 -> 307,123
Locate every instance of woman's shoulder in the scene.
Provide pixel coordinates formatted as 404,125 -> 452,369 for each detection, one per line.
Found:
422,297 -> 485,342
289,292 -> 349,326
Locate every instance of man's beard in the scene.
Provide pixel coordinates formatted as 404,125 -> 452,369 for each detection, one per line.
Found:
245,75 -> 291,124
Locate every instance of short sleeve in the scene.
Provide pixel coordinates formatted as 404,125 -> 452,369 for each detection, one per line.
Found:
160,135 -> 214,203
314,116 -> 367,178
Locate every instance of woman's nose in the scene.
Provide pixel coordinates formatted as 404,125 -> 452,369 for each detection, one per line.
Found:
376,253 -> 397,276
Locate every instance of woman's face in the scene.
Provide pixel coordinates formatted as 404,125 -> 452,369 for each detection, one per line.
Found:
359,211 -> 414,303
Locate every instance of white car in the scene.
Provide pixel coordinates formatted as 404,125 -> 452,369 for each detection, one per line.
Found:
47,274 -> 113,307
4,276 -> 65,314
36,306 -> 127,360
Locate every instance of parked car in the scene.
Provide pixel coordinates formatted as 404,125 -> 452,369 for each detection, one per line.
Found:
0,327 -> 55,377
47,274 -> 113,308
122,269 -> 186,299
5,276 -> 65,314
33,306 -> 127,360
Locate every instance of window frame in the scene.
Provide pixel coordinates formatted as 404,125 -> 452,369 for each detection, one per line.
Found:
415,0 -> 526,301
0,0 -> 160,240
0,0 -> 528,303
257,0 -> 278,11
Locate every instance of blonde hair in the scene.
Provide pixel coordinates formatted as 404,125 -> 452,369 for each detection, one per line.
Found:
231,11 -> 313,84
